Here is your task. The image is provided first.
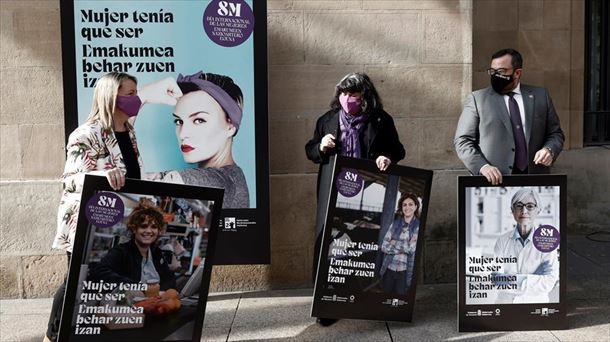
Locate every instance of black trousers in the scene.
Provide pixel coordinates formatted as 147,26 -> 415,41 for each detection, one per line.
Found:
381,269 -> 407,296
46,252 -> 71,342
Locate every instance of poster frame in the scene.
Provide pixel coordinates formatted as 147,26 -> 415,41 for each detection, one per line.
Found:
58,0 -> 270,265
58,175 -> 224,342
311,155 -> 433,322
457,175 -> 568,331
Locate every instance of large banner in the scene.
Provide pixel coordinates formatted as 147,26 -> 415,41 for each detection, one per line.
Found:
59,0 -> 269,264
311,156 -> 433,322
458,176 -> 567,331
59,175 -> 223,341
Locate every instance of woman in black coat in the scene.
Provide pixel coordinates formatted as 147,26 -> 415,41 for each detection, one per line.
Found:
305,72 -> 405,325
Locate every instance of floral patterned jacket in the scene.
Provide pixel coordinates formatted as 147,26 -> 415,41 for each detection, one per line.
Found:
52,120 -> 143,252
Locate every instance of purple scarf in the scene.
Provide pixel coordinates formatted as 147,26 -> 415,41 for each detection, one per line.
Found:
339,109 -> 368,158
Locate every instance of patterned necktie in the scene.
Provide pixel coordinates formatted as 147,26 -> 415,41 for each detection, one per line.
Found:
508,92 -> 528,171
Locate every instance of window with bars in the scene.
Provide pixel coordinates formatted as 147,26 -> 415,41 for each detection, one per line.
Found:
584,0 -> 610,146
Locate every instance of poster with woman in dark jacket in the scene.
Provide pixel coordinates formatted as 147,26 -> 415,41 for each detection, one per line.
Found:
58,175 -> 223,342
90,199 -> 176,291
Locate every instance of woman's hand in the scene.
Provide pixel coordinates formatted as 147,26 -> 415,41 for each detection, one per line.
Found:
376,155 -> 391,171
319,134 -> 336,152
105,167 -> 125,190
138,77 -> 183,106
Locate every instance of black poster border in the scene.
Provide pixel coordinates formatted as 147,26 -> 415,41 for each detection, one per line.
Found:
58,0 -> 270,265
457,175 -> 568,331
58,175 -> 224,342
311,156 -> 434,322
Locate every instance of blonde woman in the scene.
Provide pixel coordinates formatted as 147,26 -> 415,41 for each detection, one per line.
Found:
44,72 -> 180,342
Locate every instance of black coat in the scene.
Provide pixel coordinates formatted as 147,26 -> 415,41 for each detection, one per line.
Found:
305,108 -> 405,236
90,239 -> 176,291
305,108 -> 405,165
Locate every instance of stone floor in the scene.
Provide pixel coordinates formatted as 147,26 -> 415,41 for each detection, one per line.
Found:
1,235 -> 608,341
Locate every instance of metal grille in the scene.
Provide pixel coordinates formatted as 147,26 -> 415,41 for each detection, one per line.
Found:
584,0 -> 610,146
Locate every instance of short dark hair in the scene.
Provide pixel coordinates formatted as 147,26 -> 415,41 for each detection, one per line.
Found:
491,48 -> 523,69
330,72 -> 383,113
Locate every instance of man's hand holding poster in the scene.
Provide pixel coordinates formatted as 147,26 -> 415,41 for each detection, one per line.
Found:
458,176 -> 567,331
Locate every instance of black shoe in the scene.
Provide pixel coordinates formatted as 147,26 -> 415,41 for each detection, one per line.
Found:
316,318 -> 338,326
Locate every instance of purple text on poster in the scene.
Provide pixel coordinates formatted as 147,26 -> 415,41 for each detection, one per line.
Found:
532,225 -> 560,252
203,0 -> 254,47
85,192 -> 124,228
336,169 -> 364,198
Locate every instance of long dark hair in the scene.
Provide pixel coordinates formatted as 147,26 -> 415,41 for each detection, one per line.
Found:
329,72 -> 383,114
395,193 -> 421,219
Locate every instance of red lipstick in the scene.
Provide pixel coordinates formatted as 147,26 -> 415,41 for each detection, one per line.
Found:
181,144 -> 194,152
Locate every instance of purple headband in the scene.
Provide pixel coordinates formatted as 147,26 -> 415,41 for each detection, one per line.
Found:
176,71 -> 243,133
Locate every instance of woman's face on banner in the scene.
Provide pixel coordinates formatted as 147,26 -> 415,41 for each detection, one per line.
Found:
511,194 -> 539,226
134,216 -> 160,247
401,198 -> 417,219
173,91 -> 233,164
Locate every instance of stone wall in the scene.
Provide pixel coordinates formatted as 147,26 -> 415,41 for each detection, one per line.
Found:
1,0 -> 606,299
267,0 -> 473,286
1,0 -> 67,299
472,0 -> 585,148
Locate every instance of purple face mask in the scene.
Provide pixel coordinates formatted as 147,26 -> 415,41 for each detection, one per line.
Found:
116,95 -> 142,117
339,94 -> 362,115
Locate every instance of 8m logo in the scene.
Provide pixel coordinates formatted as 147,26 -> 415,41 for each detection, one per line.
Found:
203,0 -> 254,47
344,171 -> 358,182
217,1 -> 242,17
533,225 -> 560,252
97,195 -> 118,208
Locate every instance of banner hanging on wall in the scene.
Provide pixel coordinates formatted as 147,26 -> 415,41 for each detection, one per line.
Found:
458,175 -> 567,331
58,175 -> 224,341
311,156 -> 433,322
59,0 -> 269,264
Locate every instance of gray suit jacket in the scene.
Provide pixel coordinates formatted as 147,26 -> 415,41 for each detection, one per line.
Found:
454,85 -> 564,175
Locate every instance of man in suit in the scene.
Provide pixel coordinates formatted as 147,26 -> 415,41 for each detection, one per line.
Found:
454,48 -> 565,185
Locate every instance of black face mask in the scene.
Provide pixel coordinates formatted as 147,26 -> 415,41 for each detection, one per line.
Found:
490,72 -> 513,94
